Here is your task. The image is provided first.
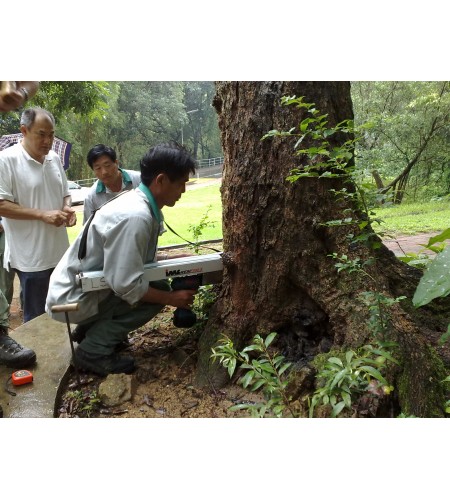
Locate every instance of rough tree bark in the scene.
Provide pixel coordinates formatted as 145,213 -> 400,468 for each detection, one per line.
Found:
194,81 -> 449,417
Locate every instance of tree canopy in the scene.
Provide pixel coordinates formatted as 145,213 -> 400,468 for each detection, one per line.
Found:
0,81 -> 223,181
352,81 -> 450,203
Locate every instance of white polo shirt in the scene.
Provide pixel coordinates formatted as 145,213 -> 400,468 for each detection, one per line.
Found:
0,142 -> 70,272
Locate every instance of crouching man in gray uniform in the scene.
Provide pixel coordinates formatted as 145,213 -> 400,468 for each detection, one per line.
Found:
46,143 -> 197,376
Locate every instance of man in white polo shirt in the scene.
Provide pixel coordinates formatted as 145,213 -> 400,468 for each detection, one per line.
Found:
0,107 -> 77,323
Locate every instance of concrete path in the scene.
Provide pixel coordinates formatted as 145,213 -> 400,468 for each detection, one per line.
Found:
0,314 -> 71,418
382,232 -> 441,257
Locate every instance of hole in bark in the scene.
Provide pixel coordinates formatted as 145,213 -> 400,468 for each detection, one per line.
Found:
277,307 -> 332,365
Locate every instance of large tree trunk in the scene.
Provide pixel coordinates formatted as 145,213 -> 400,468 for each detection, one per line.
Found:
195,81 -> 448,417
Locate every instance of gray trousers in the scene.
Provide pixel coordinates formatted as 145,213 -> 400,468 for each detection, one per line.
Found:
78,280 -> 171,356
0,232 -> 15,328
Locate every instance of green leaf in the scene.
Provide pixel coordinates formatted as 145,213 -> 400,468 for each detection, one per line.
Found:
240,371 -> 254,388
330,369 -> 347,389
327,357 -> 344,367
241,345 -> 259,353
370,348 -> 398,364
439,324 -> 450,345
258,405 -> 268,418
273,405 -> 285,417
341,391 -> 352,408
227,358 -> 237,378
265,332 -> 277,347
251,379 -> 266,391
331,401 -> 346,417
360,365 -> 388,385
413,245 -> 450,307
229,403 -> 252,412
299,117 -> 315,132
273,355 -> 285,364
278,362 -> 292,376
257,363 -> 277,375
427,228 -> 450,247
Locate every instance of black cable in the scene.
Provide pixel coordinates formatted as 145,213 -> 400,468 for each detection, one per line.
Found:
4,375 -> 16,396
164,221 -> 221,253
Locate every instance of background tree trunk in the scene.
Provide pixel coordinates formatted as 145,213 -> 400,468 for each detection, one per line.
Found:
194,81 -> 448,417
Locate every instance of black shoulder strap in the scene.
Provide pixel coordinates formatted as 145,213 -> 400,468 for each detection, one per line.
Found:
78,209 -> 98,261
77,191 -> 129,261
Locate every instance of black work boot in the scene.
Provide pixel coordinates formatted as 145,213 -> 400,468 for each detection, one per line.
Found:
71,323 -> 91,343
72,325 -> 130,350
0,326 -> 37,369
73,347 -> 135,376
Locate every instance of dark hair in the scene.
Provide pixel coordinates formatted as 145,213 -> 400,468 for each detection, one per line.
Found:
20,107 -> 55,128
140,142 -> 196,185
87,144 -> 117,169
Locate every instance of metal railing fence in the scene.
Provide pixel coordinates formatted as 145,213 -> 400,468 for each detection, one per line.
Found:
197,157 -> 224,168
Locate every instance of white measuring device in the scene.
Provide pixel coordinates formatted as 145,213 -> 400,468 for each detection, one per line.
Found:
76,253 -> 223,293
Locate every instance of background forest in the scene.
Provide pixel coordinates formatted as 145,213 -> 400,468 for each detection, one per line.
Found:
0,81 -> 223,181
1,81 -> 448,204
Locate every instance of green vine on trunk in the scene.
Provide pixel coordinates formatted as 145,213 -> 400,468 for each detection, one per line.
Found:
261,96 -> 405,416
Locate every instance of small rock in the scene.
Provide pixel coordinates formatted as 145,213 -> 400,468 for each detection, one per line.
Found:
98,373 -> 134,407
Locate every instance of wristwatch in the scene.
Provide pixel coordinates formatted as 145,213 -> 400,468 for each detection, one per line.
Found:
19,87 -> 29,102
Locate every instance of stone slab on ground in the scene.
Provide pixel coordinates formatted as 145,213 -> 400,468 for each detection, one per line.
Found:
0,314 -> 72,418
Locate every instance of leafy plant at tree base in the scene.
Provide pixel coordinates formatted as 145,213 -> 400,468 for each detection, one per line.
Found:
192,284 -> 218,324
309,342 -> 398,417
211,332 -> 295,417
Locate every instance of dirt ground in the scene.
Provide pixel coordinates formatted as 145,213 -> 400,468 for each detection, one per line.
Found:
56,307 -> 266,418
7,231 -> 443,418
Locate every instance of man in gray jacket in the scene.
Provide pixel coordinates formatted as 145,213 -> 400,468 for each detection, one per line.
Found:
83,144 -> 141,223
46,143 -> 196,376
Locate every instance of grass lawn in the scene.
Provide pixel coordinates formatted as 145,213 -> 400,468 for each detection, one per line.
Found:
373,200 -> 450,237
67,183 -> 222,246
159,184 -> 222,246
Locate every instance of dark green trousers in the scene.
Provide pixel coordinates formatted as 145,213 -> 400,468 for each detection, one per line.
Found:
79,280 -> 171,356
